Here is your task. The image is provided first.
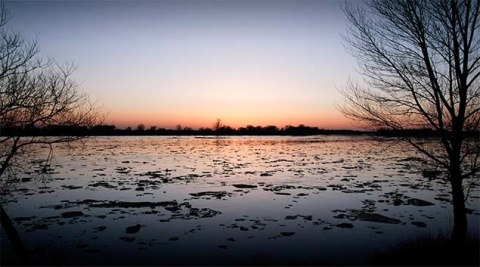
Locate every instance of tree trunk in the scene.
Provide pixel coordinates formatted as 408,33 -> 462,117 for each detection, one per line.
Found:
449,173 -> 467,244
0,204 -> 31,265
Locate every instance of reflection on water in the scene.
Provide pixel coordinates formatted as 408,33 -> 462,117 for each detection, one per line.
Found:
2,136 -> 479,265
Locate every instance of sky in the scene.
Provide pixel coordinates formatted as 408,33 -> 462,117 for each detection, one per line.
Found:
5,0 -> 359,130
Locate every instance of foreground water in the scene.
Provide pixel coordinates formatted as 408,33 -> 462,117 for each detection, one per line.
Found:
1,135 -> 479,265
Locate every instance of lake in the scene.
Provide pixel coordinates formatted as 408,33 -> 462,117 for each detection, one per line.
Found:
1,135 -> 479,265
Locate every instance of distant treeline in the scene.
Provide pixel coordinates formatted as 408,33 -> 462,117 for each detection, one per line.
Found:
1,124 -> 478,137
1,124 -> 366,136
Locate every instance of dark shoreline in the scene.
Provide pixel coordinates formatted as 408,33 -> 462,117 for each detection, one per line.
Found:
3,125 -> 475,138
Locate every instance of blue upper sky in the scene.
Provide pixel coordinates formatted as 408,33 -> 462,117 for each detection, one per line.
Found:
5,0 -> 359,129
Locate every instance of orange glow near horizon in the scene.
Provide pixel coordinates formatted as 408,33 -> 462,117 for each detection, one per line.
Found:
106,109 -> 355,130
105,81 -> 358,130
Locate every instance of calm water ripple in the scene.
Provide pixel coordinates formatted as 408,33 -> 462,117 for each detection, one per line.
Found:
1,136 -> 479,265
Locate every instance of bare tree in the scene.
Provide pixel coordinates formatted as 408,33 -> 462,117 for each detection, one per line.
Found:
339,0 -> 480,244
212,118 -> 223,132
0,3 -> 104,264
136,123 -> 145,131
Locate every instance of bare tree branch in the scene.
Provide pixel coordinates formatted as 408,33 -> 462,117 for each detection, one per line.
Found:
340,0 -> 480,244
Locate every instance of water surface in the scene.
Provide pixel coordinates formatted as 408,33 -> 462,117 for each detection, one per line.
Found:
2,136 -> 479,265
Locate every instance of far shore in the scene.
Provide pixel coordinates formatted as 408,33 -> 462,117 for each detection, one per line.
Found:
3,124 -> 475,138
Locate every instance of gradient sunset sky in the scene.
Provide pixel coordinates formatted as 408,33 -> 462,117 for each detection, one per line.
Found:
5,0 -> 359,130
